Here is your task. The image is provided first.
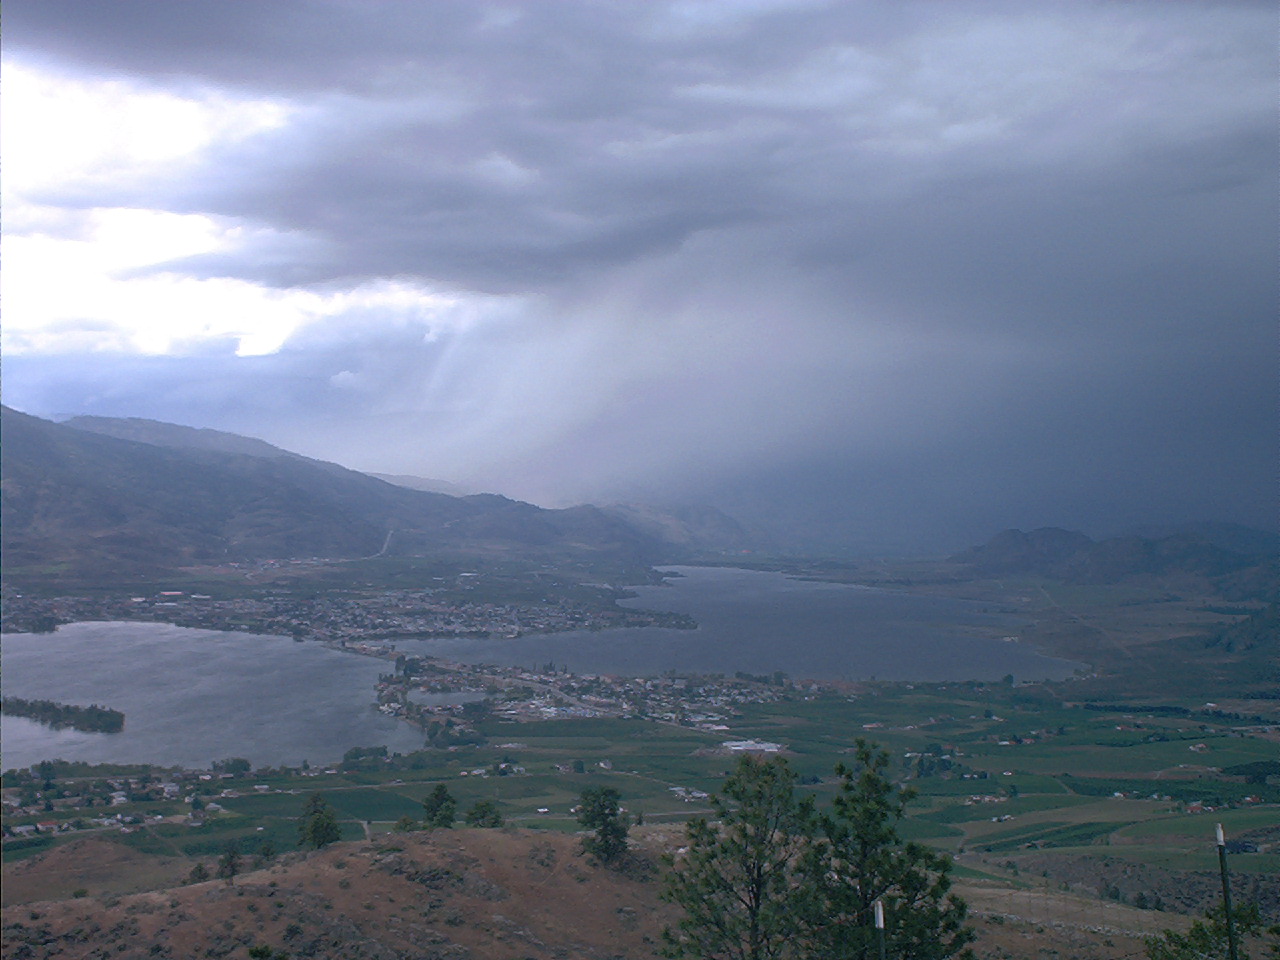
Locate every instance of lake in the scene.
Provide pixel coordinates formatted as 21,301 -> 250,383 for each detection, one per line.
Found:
402,565 -> 1078,680
1,621 -> 425,771
1,567 -> 1079,771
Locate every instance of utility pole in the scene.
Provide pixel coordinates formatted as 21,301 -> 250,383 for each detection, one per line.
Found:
875,899 -> 887,960
1216,823 -> 1239,960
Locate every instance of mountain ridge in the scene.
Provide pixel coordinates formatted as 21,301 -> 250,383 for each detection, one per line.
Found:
1,407 -> 670,576
951,524 -> 1278,595
62,415 -> 304,461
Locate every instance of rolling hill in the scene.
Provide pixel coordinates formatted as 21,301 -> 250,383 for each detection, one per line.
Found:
951,525 -> 1279,598
1,407 -> 666,577
0,827 -> 1184,960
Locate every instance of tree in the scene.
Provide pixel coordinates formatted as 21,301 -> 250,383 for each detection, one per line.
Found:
1146,903 -> 1274,960
661,754 -> 816,960
422,784 -> 456,828
662,746 -> 976,960
343,744 -> 388,767
578,786 -> 628,863
186,861 -> 209,884
212,757 -> 251,776
216,841 -> 241,886
254,838 -> 276,868
465,799 -> 504,827
298,793 -> 342,849
808,740 -> 974,960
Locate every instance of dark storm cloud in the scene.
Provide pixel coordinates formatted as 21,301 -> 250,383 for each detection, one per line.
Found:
18,0 -> 1268,298
4,0 -> 1275,551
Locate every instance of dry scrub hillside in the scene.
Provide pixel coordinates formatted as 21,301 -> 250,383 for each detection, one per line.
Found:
3,827 -> 1192,960
4,829 -> 676,959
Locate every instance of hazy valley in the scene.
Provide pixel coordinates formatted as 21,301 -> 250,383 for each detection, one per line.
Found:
3,409 -> 1278,960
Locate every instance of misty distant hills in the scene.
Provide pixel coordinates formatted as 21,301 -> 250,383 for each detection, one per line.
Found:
369,473 -> 475,497
951,528 -> 1094,574
365,477 -> 756,552
63,415 -> 305,461
597,502 -> 758,555
1,407 -> 683,576
8,406 -> 1274,586
1119,521 -> 1280,558
953,525 -> 1279,594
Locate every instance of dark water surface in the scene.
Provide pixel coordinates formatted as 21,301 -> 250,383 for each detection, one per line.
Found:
399,566 -> 1079,681
1,567 -> 1078,770
1,621 -> 424,770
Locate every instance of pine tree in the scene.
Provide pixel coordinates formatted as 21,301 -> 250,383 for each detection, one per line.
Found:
298,793 -> 342,849
661,746 -> 976,960
808,740 -> 974,960
422,784 -> 457,828
578,786 -> 628,863
216,840 -> 241,886
661,755 -> 816,960
464,799 -> 504,827
1146,902 -> 1274,960
254,837 -> 277,868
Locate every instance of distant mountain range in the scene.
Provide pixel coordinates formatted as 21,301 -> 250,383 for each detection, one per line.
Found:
0,408 -> 747,578
61,415 -> 310,461
5,406 -> 1273,590
367,473 -> 475,497
951,525 -> 1279,596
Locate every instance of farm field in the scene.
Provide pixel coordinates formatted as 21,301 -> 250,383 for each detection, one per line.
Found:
6,677 -> 1276,927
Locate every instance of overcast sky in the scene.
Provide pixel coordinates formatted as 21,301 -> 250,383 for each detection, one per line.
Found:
3,0 -> 1274,553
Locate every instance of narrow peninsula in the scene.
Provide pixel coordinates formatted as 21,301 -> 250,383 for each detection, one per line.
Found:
1,697 -> 125,733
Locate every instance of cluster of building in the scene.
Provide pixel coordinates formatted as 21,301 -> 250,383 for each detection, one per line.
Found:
375,659 -> 797,732
2,772 -> 183,834
0,763 -> 348,843
1,585 -> 685,641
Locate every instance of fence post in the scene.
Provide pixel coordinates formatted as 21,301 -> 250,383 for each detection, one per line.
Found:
1216,823 -> 1238,960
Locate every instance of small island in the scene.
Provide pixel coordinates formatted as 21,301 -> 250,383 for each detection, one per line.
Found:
1,697 -> 125,733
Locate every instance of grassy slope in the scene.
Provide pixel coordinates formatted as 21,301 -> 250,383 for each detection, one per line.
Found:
1,828 -> 1200,960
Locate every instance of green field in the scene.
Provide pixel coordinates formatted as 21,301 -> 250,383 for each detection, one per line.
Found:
6,675 -> 1277,923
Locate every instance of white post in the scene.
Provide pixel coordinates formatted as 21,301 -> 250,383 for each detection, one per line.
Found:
1217,823 -> 1239,960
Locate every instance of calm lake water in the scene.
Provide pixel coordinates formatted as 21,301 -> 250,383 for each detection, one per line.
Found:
400,566 -> 1079,681
1,622 -> 425,771
1,566 -> 1079,771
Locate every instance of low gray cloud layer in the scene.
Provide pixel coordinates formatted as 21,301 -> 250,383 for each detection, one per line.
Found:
4,0 -> 1274,552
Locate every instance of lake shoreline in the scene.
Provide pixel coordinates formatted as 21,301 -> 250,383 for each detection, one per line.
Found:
1,568 -> 1084,771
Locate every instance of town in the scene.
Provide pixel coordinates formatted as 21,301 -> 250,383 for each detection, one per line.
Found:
371,651 -> 796,731
0,580 -> 695,642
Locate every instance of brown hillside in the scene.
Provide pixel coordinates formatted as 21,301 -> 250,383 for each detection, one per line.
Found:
2,827 -> 1202,960
2,829 -> 676,959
